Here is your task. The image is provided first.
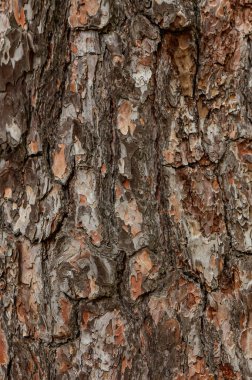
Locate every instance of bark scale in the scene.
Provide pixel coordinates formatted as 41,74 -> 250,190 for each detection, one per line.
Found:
0,0 -> 252,379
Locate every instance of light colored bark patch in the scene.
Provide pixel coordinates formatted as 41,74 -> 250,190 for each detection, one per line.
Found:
52,144 -> 67,181
74,169 -> 103,246
116,198 -> 143,237
129,249 -> 159,300
69,0 -> 110,29
6,119 -> 21,143
117,100 -> 138,136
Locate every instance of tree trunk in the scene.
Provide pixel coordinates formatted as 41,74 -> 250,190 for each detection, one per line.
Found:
0,0 -> 252,378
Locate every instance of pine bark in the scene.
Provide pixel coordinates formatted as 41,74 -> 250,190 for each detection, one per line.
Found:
0,0 -> 252,379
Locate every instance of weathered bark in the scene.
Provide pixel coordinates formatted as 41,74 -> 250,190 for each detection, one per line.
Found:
0,0 -> 251,378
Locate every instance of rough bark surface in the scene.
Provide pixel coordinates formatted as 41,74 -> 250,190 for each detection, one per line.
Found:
0,0 -> 252,379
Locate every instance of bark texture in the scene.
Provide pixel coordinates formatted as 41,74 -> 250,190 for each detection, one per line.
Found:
0,0 -> 252,379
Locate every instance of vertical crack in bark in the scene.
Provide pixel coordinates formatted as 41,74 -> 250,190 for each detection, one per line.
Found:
193,0 -> 200,100
154,30 -> 175,272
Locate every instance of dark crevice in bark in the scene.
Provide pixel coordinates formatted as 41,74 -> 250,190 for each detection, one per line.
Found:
153,30 -> 175,272
108,93 -> 119,245
116,250 -> 135,321
199,283 -> 208,356
215,151 -> 237,255
6,357 -> 12,380
193,0 -> 200,100
162,159 -> 212,170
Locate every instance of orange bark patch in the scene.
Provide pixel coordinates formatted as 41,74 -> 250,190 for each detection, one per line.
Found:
90,230 -> 102,246
28,140 -> 39,155
185,292 -> 198,310
115,184 -> 123,199
173,374 -> 186,380
139,56 -> 152,66
82,311 -> 90,329
52,144 -> 67,180
197,99 -> 209,119
188,357 -> 214,379
89,277 -> 99,297
59,297 -> 72,325
56,348 -> 72,374
0,326 -> 8,365
13,0 -> 26,28
162,149 -> 174,164
143,320 -> 153,337
131,224 -> 141,237
19,241 -> 33,286
71,43 -> 78,54
79,194 -> 87,205
31,92 -> 37,107
130,273 -> 142,300
135,250 -> 153,275
114,320 -> 125,346
130,250 -> 156,300
206,292 -> 231,328
16,292 -> 27,324
4,187 -> 12,199
218,364 -> 239,380
121,357 -> 132,374
169,194 -> 181,223
70,61 -> 78,93
212,178 -> 219,191
112,55 -> 124,65
69,0 -> 100,28
178,280 -> 202,315
117,100 -> 136,136
237,141 -> 252,169
70,81 -> 77,93
228,174 -> 235,185
101,163 -> 107,175
123,179 -> 131,190
170,32 -> 195,97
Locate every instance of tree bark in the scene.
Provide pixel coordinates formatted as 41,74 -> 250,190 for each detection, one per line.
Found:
0,0 -> 252,378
